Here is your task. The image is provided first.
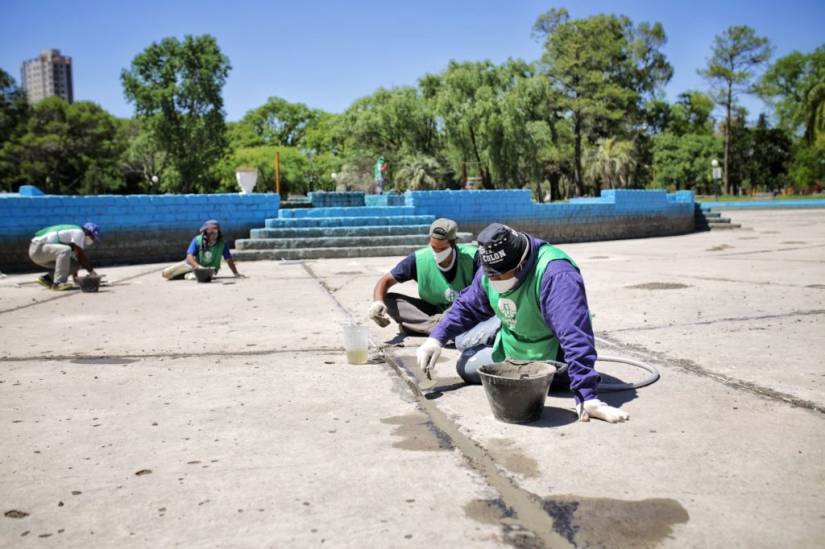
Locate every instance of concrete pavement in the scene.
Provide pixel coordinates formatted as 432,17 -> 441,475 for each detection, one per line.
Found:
1,208 -> 824,547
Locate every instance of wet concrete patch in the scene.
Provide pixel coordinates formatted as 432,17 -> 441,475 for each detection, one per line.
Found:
625,282 -> 690,290
542,494 -> 689,547
463,498 -> 512,525
70,357 -> 138,365
380,414 -> 453,451
486,438 -> 540,478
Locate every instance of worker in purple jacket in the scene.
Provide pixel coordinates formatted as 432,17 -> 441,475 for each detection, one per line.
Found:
416,223 -> 629,423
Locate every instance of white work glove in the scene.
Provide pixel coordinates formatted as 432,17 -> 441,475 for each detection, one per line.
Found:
368,301 -> 391,327
416,337 -> 442,379
577,399 -> 629,423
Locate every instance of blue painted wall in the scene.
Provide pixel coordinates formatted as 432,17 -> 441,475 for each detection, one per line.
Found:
0,192 -> 280,271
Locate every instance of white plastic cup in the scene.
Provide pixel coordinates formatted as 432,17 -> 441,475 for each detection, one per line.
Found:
342,323 -> 369,364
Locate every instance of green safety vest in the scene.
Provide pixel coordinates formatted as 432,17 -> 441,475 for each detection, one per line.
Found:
481,244 -> 578,363
35,224 -> 82,243
414,243 -> 478,311
195,234 -> 225,271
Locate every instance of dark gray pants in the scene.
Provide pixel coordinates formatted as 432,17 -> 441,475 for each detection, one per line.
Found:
384,292 -> 443,335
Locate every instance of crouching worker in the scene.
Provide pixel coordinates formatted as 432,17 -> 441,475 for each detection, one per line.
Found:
29,222 -> 101,291
162,220 -> 244,280
369,218 -> 493,338
417,223 -> 629,423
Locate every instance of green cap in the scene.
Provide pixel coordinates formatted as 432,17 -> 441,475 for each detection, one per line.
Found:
429,218 -> 458,241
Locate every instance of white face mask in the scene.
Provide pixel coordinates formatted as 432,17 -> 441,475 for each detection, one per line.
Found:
84,236 -> 94,247
432,246 -> 453,263
490,277 -> 518,293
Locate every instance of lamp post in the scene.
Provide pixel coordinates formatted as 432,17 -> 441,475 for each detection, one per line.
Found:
711,159 -> 722,200
151,175 -> 158,194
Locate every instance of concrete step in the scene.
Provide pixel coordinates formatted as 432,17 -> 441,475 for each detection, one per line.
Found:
699,212 -> 722,218
708,218 -> 732,224
264,215 -> 435,229
708,223 -> 742,230
277,206 -> 416,219
232,245 -> 425,261
249,224 -> 431,240
235,232 -> 473,251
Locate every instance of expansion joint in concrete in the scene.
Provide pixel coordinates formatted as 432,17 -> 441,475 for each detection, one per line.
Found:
598,334 -> 825,416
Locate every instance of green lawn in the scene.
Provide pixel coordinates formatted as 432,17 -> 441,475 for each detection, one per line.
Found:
696,193 -> 825,202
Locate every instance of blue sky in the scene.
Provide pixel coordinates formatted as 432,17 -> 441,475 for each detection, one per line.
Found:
2,0 -> 823,122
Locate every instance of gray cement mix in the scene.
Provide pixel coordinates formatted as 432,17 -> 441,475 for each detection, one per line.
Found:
1,208 -> 824,547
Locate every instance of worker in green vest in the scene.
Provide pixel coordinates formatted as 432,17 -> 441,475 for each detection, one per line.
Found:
28,222 -> 101,290
418,223 -> 629,423
369,218 -> 491,337
162,220 -> 244,280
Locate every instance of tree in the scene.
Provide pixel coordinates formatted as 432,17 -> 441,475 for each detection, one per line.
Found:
341,86 -> 438,159
0,69 -> 29,145
757,45 -> 825,144
699,26 -> 772,195
745,114 -> 792,191
237,97 -> 320,147
533,8 -> 672,196
586,138 -> 637,189
668,91 -> 715,136
394,154 -> 443,190
121,35 -> 231,193
651,132 -> 722,192
119,118 -> 170,193
0,97 -> 125,194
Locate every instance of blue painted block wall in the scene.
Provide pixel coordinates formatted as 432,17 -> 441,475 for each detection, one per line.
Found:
403,189 -> 695,226
0,192 -> 280,271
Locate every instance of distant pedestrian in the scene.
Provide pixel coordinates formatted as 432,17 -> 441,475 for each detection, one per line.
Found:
374,156 -> 388,194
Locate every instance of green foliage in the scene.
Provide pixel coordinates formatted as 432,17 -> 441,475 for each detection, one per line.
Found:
700,25 -> 773,193
394,154 -> 443,190
0,69 -> 29,147
758,45 -> 825,144
215,145 -> 341,196
787,138 -> 825,189
121,34 -> 231,193
586,138 -> 637,189
534,9 -> 672,195
236,96 -> 320,147
0,97 -> 125,194
651,132 -> 722,192
341,86 -> 437,159
668,91 -> 715,136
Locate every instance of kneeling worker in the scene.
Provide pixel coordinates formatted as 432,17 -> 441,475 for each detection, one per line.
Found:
417,223 -> 629,423
29,222 -> 101,290
369,218 -> 480,335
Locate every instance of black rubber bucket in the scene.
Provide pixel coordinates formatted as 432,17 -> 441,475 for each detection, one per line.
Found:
478,360 -> 567,424
194,267 -> 214,283
78,275 -> 101,293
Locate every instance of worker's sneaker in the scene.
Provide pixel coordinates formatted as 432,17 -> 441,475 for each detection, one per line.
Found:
184,272 -> 197,281
36,274 -> 53,289
52,282 -> 75,291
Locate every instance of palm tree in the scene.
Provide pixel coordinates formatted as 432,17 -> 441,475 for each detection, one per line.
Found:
805,82 -> 825,144
586,138 -> 637,191
394,154 -> 442,190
